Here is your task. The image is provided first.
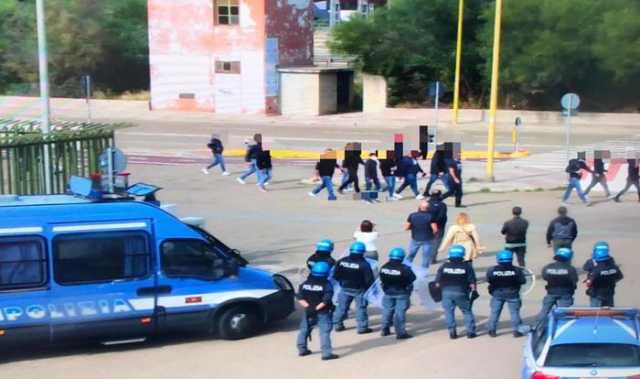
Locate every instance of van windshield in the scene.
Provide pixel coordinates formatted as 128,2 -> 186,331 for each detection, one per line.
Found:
188,225 -> 248,266
545,343 -> 640,368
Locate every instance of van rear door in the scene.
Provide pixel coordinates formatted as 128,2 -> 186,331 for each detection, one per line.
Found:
48,222 -> 158,343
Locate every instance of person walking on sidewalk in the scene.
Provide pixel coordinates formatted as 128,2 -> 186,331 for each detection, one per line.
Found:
237,138 -> 262,184
380,153 -> 399,200
561,156 -> 592,206
423,148 -> 449,197
501,206 -> 529,267
396,152 -> 425,199
438,212 -> 483,264
256,150 -> 272,192
584,157 -> 610,197
364,153 -> 382,192
404,200 -> 439,269
202,134 -> 229,176
309,149 -> 341,201
442,152 -> 464,207
428,190 -> 448,264
546,206 -> 577,252
614,158 -> 640,203
338,150 -> 365,194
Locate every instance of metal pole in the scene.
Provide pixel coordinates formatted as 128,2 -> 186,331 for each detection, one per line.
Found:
565,98 -> 573,162
485,0 -> 503,181
329,0 -> 337,28
434,81 -> 440,129
36,0 -> 52,194
452,0 -> 464,125
85,75 -> 92,122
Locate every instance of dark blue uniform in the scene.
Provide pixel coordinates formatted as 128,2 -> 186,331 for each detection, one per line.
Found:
332,255 -> 375,332
306,253 -> 336,271
587,259 -> 623,307
436,260 -> 477,335
537,260 -> 578,321
380,261 -> 416,336
486,263 -> 526,334
296,276 -> 334,358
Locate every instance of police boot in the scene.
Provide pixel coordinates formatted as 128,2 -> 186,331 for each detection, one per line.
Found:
322,354 -> 339,361
381,328 -> 391,337
513,331 -> 524,338
449,329 -> 457,339
334,324 -> 346,332
488,330 -> 497,338
397,333 -> 413,340
299,349 -> 312,357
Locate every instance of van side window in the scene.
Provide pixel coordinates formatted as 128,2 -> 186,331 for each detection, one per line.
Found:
161,239 -> 225,280
53,232 -> 150,284
0,237 -> 47,291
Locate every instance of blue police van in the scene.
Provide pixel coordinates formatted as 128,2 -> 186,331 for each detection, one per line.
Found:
0,190 -> 294,348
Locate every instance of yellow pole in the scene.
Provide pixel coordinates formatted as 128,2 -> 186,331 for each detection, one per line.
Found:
452,0 -> 464,125
486,0 -> 503,181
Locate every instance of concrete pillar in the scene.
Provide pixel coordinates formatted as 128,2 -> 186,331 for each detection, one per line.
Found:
362,74 -> 387,113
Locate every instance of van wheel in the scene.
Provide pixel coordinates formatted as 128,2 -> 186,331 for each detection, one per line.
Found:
217,306 -> 259,340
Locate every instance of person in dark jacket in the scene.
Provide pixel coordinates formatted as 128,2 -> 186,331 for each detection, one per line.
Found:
332,242 -> 375,334
202,134 -> 229,175
586,243 -> 623,307
380,153 -> 399,200
546,206 -> 578,251
237,139 -> 262,184
380,247 -> 416,339
428,190 -> 448,264
338,152 -> 365,194
256,150 -> 272,192
537,248 -> 578,321
296,261 -> 338,360
435,245 -> 477,339
501,206 -> 529,266
423,149 -> 450,196
614,158 -> 640,202
442,154 -> 464,207
309,149 -> 341,201
487,250 -> 527,338
584,158 -> 611,197
396,152 -> 425,199
582,241 -> 616,275
306,240 -> 337,270
562,156 -> 592,206
364,153 -> 381,192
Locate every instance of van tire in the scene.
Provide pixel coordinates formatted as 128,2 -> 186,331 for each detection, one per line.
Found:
217,305 -> 259,340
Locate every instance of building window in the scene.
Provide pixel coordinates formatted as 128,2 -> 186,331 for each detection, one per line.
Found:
216,0 -> 239,25
215,61 -> 241,74
53,232 -> 150,285
0,237 -> 47,291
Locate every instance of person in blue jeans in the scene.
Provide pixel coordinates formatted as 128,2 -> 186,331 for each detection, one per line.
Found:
379,247 -> 416,339
332,242 -> 375,334
404,201 -> 439,269
202,134 -> 229,176
237,140 -> 262,184
435,245 -> 477,339
296,261 -> 338,361
256,150 -> 272,192
379,152 -> 399,200
537,248 -> 578,322
562,156 -> 592,205
309,151 -> 341,201
486,250 -> 527,338
396,153 -> 425,199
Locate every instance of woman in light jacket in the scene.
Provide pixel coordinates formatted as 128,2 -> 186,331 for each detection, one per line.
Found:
438,212 -> 483,262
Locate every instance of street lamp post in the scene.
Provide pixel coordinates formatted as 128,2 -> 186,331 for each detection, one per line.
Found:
485,0 -> 503,181
452,0 -> 464,125
36,0 -> 52,193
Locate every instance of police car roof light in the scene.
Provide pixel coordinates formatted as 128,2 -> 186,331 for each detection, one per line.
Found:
127,183 -> 162,197
69,176 -> 93,197
555,307 -> 638,319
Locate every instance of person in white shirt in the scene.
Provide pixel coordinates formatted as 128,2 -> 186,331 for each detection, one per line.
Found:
353,220 -> 379,261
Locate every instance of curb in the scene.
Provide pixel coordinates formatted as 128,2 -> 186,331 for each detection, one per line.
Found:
223,149 -> 530,160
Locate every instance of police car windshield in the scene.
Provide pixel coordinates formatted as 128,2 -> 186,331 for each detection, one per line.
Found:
545,343 -> 640,368
187,225 -> 248,266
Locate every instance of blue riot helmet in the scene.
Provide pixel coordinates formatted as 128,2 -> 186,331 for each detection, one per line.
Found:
448,245 -> 466,260
311,261 -> 331,277
316,239 -> 334,254
592,241 -> 609,258
388,247 -> 406,261
554,248 -> 574,262
350,241 -> 366,255
496,250 -> 513,264
593,244 -> 611,262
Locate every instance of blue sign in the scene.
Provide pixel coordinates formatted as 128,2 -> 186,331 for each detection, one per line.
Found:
561,93 -> 580,110
428,81 -> 446,99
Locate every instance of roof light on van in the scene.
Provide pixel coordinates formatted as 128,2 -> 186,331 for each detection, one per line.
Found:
563,309 -> 629,317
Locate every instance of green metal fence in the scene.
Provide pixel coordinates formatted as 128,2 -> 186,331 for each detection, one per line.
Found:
0,120 -> 117,195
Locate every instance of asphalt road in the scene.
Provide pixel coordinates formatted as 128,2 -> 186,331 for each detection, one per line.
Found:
3,161 -> 639,379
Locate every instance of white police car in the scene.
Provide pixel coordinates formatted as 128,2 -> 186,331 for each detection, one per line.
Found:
0,187 -> 294,349
522,308 -> 640,379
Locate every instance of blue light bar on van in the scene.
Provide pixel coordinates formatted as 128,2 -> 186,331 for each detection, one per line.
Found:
127,183 -> 161,197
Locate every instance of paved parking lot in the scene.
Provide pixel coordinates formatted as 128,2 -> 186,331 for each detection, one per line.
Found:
3,160 -> 639,379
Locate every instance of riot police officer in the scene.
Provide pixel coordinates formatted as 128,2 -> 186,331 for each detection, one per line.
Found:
333,242 -> 375,334
537,248 -> 578,321
296,261 -> 339,360
435,245 -> 477,339
586,243 -> 623,307
582,241 -> 616,275
487,250 -> 527,338
380,247 -> 416,340
306,239 -> 336,270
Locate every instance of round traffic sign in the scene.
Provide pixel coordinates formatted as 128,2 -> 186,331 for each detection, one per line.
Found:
561,93 -> 580,110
